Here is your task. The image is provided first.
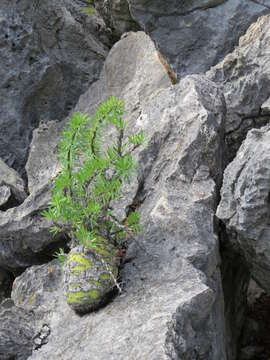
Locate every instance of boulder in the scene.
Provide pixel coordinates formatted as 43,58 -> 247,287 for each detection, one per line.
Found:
0,299 -> 34,360
0,158 -> 27,205
65,243 -> 118,313
21,32 -> 229,359
26,120 -> 64,194
98,0 -> 270,78
217,124 -> 270,293
0,182 -> 65,270
0,0 -> 108,174
0,268 -> 13,304
95,0 -> 140,38
208,14 -> 270,161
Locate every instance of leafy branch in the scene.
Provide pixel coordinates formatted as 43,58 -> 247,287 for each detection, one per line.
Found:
42,96 -> 144,256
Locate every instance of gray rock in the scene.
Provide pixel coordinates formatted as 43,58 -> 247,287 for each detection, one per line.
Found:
95,0 -> 140,38
0,183 -> 64,270
0,268 -> 13,304
101,0 -> 270,78
0,0 -> 108,174
64,244 -> 119,313
0,158 -> 26,204
208,14 -> 270,161
0,186 -> 11,207
12,260 -> 63,317
0,298 -> 34,360
22,32 -> 228,359
26,120 -> 64,194
217,124 -> 270,293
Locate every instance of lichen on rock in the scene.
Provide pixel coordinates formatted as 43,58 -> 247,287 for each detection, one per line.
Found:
65,241 -> 119,313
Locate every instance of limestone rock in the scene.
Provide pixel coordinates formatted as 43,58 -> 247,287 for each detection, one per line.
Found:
0,186 -> 11,208
95,0 -> 140,38
26,120 -> 64,193
0,268 -> 13,304
11,260 -> 64,330
217,124 -> 270,293
0,299 -> 34,360
208,14 -> 270,161
0,0 -> 108,174
0,158 -> 26,205
25,32 -> 228,359
65,242 -> 118,313
100,0 -> 270,78
0,183 -> 64,270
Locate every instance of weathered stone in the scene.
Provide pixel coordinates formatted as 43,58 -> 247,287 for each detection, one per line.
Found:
100,0 -> 270,78
12,260 -> 63,316
0,0 -> 108,174
65,242 -> 118,313
0,183 -> 65,270
0,298 -> 34,360
0,268 -> 13,304
0,186 -> 11,208
95,0 -> 140,38
208,14 -> 270,161
0,158 -> 26,204
217,124 -> 270,293
26,120 -> 64,193
24,32 -> 229,359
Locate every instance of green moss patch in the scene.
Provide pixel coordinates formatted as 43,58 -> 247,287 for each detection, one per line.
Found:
67,289 -> 100,305
68,253 -> 92,274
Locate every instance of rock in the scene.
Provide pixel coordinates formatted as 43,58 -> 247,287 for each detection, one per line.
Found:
65,242 -> 118,313
208,14 -> 270,161
21,32 -> 229,359
247,279 -> 266,307
0,298 -> 35,360
95,0 -> 140,38
12,260 -> 63,316
0,0 -> 109,174
0,118 -> 67,270
0,158 -> 26,204
0,268 -> 13,304
0,183 -> 65,270
26,120 -> 64,193
217,124 -> 270,293
0,186 -> 11,208
100,0 -> 270,78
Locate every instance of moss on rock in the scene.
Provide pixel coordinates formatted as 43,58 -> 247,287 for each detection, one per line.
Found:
65,244 -> 119,313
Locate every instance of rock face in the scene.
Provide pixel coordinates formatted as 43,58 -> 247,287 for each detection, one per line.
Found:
65,243 -> 118,313
0,299 -> 34,360
13,32 -> 230,360
25,120 -> 64,194
0,0 -> 108,174
208,14 -> 270,161
0,158 -> 27,207
217,124 -> 270,294
99,0 -> 270,77
0,183 -> 64,270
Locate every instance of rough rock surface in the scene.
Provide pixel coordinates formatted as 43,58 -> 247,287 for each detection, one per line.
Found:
99,0 -> 270,77
25,120 -> 64,194
65,243 -> 118,313
0,0 -> 108,174
0,182 -> 64,270
0,158 -> 27,205
0,299 -> 35,360
208,14 -> 270,161
12,32 -> 230,360
0,268 -> 13,304
95,0 -> 140,38
217,124 -> 270,293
